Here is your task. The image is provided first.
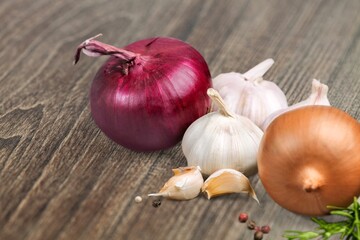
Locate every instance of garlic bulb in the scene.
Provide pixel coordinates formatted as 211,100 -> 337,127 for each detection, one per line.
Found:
182,88 -> 263,176
202,169 -> 259,203
212,58 -> 288,127
261,79 -> 330,130
148,166 -> 203,200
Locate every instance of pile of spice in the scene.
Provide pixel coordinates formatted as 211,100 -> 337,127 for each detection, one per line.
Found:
238,212 -> 271,240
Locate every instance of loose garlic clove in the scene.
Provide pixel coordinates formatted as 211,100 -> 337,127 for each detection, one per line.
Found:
261,79 -> 330,130
148,166 -> 204,200
212,59 -> 288,127
182,88 -> 263,176
202,169 -> 259,203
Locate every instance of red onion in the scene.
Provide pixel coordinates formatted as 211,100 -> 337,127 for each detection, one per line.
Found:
74,35 -> 212,151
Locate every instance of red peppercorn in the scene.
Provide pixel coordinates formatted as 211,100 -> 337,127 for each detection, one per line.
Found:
261,225 -> 271,234
238,213 -> 248,223
254,226 -> 261,232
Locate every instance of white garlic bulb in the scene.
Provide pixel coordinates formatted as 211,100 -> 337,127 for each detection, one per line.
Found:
212,59 -> 288,127
182,88 -> 263,176
261,79 -> 331,130
202,169 -> 259,203
148,166 -> 203,200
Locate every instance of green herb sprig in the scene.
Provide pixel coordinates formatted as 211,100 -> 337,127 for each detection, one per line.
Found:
283,197 -> 360,240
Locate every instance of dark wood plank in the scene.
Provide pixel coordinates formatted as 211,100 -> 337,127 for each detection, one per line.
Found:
0,0 -> 359,239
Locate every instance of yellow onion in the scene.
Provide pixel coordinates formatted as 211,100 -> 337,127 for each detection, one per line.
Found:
258,106 -> 360,216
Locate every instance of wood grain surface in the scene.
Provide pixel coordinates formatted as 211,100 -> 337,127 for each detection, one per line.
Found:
1,0 -> 359,239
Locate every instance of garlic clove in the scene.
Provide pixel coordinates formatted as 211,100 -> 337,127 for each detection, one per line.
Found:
148,166 -> 204,200
261,79 -> 331,130
243,58 -> 274,81
202,169 -> 259,203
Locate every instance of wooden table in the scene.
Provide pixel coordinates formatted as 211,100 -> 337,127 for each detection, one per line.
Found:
1,0 -> 359,239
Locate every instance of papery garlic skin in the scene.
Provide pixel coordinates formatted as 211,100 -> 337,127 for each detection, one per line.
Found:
202,169 -> 259,203
182,89 -> 263,176
213,59 -> 288,127
148,166 -> 203,200
261,79 -> 330,130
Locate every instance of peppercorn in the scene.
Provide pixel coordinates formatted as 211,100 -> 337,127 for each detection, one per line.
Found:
254,231 -> 263,240
152,199 -> 161,208
134,196 -> 142,203
238,213 -> 248,223
261,225 -> 271,234
247,220 -> 257,230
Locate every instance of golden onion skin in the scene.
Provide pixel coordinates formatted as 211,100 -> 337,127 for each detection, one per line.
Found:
258,106 -> 360,216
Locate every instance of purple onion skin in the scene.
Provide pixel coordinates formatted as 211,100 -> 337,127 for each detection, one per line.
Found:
79,36 -> 211,151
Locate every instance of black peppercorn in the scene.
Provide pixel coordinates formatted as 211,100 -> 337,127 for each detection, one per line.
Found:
152,199 -> 161,208
254,231 -> 263,240
247,220 -> 257,230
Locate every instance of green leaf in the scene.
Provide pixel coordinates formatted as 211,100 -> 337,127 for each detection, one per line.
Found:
284,197 -> 360,240
283,230 -> 320,239
329,210 -> 354,219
